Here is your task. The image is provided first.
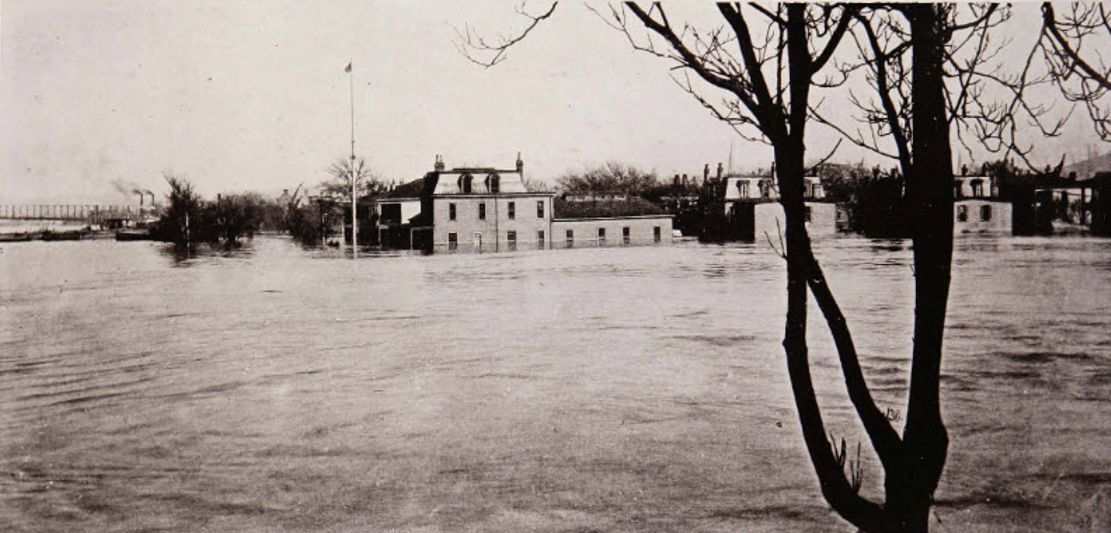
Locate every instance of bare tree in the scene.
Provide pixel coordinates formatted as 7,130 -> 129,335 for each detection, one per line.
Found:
556,161 -> 659,195
321,156 -> 385,201
458,3 -> 1084,531
1038,2 -> 1111,140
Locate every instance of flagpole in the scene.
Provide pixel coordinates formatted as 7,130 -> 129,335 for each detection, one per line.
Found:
348,60 -> 357,258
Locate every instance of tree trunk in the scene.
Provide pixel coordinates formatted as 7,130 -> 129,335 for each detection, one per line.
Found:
881,6 -> 954,532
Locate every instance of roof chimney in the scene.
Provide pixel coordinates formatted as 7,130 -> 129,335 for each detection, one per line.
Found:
434,154 -> 445,172
716,162 -> 723,180
516,151 -> 524,174
703,163 -> 710,182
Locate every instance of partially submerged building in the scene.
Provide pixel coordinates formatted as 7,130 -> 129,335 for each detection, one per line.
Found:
997,172 -> 1095,235
709,173 -> 838,241
953,175 -> 1012,234
371,155 -> 672,253
551,195 -> 672,248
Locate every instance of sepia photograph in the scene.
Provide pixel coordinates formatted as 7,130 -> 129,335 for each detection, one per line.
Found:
1,1 -> 1109,531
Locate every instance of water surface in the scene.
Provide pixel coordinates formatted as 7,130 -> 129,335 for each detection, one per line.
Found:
1,236 -> 1108,532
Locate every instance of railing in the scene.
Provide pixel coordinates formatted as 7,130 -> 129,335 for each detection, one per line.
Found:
0,205 -> 143,224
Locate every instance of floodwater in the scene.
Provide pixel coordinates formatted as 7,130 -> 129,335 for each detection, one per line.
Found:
0,236 -> 1108,532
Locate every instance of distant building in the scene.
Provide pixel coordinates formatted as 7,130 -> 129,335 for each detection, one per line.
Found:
953,175 -> 1012,234
1090,172 -> 1111,236
551,195 -> 673,248
372,179 -> 425,249
714,174 -> 838,242
424,154 -> 554,253
371,154 -> 672,253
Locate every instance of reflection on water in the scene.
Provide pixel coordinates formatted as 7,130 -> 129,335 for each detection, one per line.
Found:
0,236 -> 1108,532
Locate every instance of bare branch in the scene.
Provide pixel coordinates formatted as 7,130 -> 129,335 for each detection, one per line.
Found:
455,2 -> 558,68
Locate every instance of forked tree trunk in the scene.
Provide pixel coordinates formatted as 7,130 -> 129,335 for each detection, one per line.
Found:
881,6 -> 954,532
776,5 -> 955,532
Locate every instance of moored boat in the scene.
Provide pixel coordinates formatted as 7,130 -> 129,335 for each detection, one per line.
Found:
115,228 -> 153,241
0,233 -> 33,242
41,229 -> 86,241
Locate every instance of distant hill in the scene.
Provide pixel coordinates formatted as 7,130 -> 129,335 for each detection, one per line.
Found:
1063,150 -> 1111,180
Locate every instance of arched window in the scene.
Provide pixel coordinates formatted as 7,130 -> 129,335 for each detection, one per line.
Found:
458,173 -> 473,194
485,173 -> 500,193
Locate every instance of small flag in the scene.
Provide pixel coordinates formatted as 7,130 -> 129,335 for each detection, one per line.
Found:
344,61 -> 352,73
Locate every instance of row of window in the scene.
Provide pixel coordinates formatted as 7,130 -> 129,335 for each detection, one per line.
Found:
456,173 -> 500,194
957,204 -> 992,222
561,226 -> 663,246
447,230 -> 540,251
448,201 -> 544,221
446,226 -> 663,250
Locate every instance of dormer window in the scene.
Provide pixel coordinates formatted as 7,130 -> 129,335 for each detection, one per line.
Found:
737,181 -> 749,198
485,173 -> 500,193
457,173 -> 474,194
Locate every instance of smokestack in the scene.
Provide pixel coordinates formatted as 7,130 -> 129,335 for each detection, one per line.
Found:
703,163 -> 710,182
137,192 -> 144,207
146,191 -> 156,206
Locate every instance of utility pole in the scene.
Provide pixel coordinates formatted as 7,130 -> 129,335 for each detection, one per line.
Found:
347,60 -> 358,258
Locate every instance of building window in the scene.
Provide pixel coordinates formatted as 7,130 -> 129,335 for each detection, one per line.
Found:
485,173 -> 500,194
653,226 -> 661,243
459,174 -> 473,194
537,200 -> 545,218
447,232 -> 458,251
507,230 -> 517,251
537,230 -> 545,249
449,203 -> 456,221
957,205 -> 968,222
737,181 -> 749,198
566,229 -> 574,247
804,205 -> 813,222
980,204 -> 992,221
971,179 -> 984,198
598,227 -> 606,245
508,201 -> 516,220
478,203 -> 486,220
622,226 -> 630,245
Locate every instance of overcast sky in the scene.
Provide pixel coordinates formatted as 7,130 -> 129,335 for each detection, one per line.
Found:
1,1 -> 1105,204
